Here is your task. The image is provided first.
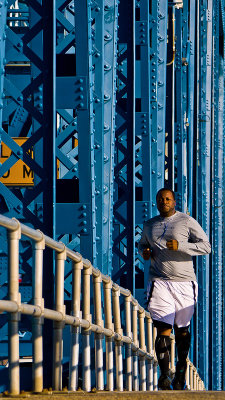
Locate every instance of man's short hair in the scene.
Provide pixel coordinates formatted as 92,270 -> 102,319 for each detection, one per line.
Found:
156,188 -> 176,200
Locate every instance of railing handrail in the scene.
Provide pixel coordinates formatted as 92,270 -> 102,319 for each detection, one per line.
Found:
1,216 -> 151,317
0,214 -> 205,394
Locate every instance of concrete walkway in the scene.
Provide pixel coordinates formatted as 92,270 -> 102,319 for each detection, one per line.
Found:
1,391 -> 225,400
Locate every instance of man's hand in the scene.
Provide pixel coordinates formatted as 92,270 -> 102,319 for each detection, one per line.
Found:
166,239 -> 178,251
142,248 -> 152,260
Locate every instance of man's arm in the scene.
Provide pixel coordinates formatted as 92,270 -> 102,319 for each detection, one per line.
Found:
167,217 -> 211,255
138,223 -> 152,260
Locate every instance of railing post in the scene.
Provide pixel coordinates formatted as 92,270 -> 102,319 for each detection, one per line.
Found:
69,258 -> 83,391
103,278 -> 114,391
189,363 -> 193,390
82,261 -> 92,392
93,271 -> 104,390
200,379 -> 204,390
53,246 -> 66,391
8,221 -> 21,395
146,318 -> 153,391
186,359 -> 190,390
193,369 -> 197,390
139,308 -> 147,391
153,326 -> 158,390
32,233 -> 45,393
112,285 -> 123,391
132,300 -> 139,391
170,335 -> 175,376
125,293 -> 132,391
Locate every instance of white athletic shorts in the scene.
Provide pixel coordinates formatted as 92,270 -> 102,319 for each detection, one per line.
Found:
147,280 -> 198,328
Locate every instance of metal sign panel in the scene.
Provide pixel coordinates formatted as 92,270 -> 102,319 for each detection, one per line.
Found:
0,138 -> 33,186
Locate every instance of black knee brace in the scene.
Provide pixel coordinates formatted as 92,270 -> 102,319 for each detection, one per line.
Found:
155,335 -> 171,375
175,326 -> 191,367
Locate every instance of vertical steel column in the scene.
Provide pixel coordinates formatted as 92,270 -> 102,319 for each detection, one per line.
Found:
151,0 -> 168,216
8,221 -> 21,395
75,0 -> 96,264
93,272 -> 104,390
32,234 -> 45,393
82,261 -> 92,392
42,2 -> 56,386
165,4 -> 175,190
103,278 -> 114,391
124,293 -> 132,391
0,1 -> 57,382
174,3 -> 188,211
187,1 -> 196,216
136,0 -> 152,305
211,0 -> 222,389
139,0 -> 151,206
69,258 -> 83,391
221,0 -> 225,390
103,0 -> 118,276
0,2 -> 7,130
53,247 -> 66,391
112,285 -> 123,391
93,0 -> 104,271
42,1 -> 56,239
126,0 -> 135,293
195,0 -> 212,387
181,0 -> 188,210
112,0 -> 135,293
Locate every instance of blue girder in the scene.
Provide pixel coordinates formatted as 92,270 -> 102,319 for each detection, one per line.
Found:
211,0 -> 223,389
195,0 -> 212,388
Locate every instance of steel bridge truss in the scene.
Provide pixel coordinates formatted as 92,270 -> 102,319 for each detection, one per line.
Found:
0,0 -> 225,390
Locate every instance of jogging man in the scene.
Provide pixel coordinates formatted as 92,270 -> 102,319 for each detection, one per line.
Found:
138,188 -> 211,390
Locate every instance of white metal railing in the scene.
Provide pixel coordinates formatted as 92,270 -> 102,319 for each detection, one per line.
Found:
0,215 -> 205,394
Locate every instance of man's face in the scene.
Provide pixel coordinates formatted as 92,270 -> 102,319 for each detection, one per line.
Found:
156,190 -> 176,217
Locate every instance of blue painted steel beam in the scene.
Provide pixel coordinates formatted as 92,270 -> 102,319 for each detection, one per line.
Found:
195,0 -> 212,388
165,5 -> 175,190
174,4 -> 188,212
113,0 -> 136,293
126,0 -> 136,293
75,0 -> 96,264
32,1 -> 56,387
187,0 -> 196,217
135,0 -> 152,303
221,1 -> 225,390
92,1 -> 104,271
211,0 -> 223,389
150,0 -> 168,216
102,0 -> 118,276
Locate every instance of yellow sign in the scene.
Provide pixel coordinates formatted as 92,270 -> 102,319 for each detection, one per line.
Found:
0,138 -> 34,186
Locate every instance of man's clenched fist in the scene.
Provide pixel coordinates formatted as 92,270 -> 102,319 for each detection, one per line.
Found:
166,239 -> 178,251
143,248 -> 152,260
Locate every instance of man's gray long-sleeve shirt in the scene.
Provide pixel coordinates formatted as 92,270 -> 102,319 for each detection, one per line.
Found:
138,211 -> 211,281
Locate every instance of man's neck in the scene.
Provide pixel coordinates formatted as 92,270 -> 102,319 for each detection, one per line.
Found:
160,210 -> 176,218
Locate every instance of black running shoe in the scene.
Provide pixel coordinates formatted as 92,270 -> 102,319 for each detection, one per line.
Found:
172,376 -> 186,390
172,367 -> 186,390
158,374 -> 173,390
